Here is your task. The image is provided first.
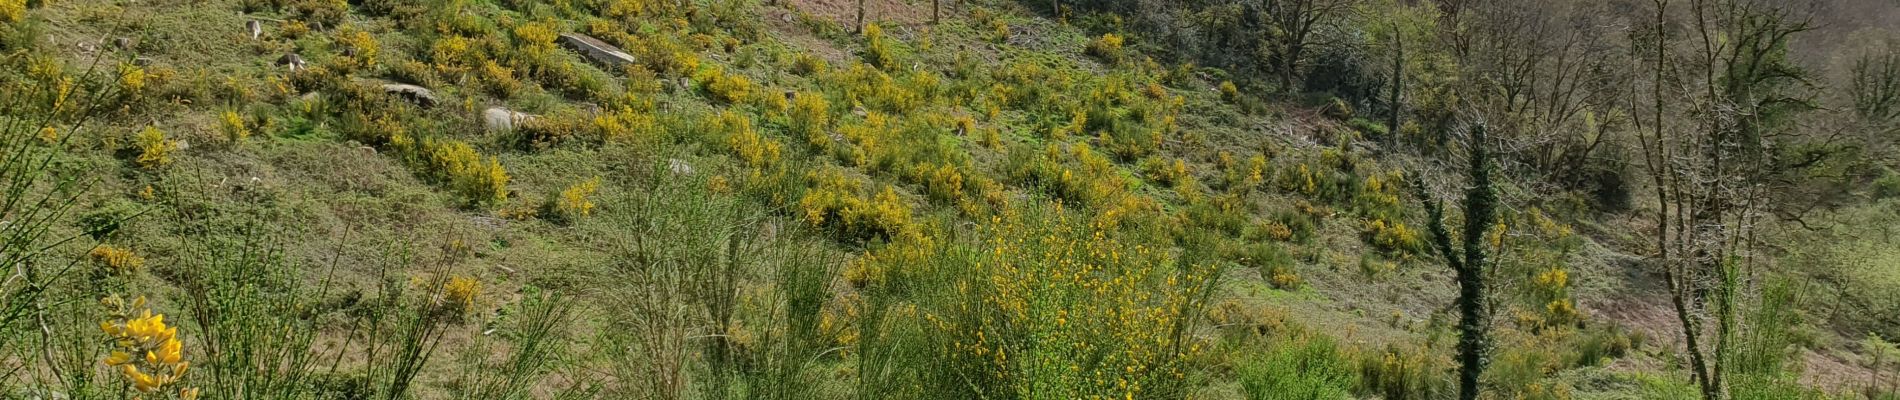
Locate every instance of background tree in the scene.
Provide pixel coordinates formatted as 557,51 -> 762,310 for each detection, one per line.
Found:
1635,0 -> 1842,398
1260,0 -> 1353,93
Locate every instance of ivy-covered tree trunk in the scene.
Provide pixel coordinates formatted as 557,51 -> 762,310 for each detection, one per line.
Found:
1423,123 -> 1498,400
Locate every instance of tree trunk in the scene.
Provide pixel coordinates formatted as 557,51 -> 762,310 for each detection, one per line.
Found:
1386,26 -> 1404,149
1422,122 -> 1499,400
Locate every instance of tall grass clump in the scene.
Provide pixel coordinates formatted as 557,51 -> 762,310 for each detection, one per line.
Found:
593,160 -> 843,399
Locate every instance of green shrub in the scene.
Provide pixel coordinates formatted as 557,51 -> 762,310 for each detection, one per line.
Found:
1239,334 -> 1357,400
1874,167 -> 1900,199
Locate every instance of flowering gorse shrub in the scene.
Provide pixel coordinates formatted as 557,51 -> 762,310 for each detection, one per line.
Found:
90,244 -> 145,275
859,207 -> 1218,398
219,110 -> 251,142
134,126 -> 178,169
1085,33 -> 1125,63
100,295 -> 200,399
554,176 -> 602,219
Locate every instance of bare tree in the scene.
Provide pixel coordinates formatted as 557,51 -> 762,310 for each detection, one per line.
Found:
1260,0 -> 1353,93
1634,1 -> 1832,398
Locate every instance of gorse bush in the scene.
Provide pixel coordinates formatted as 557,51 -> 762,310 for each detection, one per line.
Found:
219,109 -> 250,142
90,244 -> 145,275
861,22 -> 897,71
855,205 -> 1220,399
1087,33 -> 1126,63
553,176 -> 602,220
0,0 -> 24,23
391,135 -> 511,204
797,167 -> 912,241
134,126 -> 177,169
697,65 -> 754,104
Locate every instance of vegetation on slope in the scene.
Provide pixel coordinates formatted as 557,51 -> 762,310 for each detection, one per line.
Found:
0,0 -> 1896,398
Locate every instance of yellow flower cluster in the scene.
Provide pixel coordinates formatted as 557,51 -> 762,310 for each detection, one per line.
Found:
99,295 -> 198,399
393,135 -> 511,204
119,63 -> 147,95
798,168 -> 913,241
220,110 -> 251,142
861,23 -> 896,70
90,244 -> 146,274
0,0 -> 24,24
134,126 -> 178,169
333,28 -> 381,72
441,275 -> 481,317
917,211 -> 1212,397
556,176 -> 602,219
718,111 -> 781,169
1085,33 -> 1125,62
787,92 -> 831,149
1363,218 -> 1422,255
696,66 -> 754,104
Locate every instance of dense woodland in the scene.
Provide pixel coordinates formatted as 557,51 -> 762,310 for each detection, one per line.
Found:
1,0 -> 1898,398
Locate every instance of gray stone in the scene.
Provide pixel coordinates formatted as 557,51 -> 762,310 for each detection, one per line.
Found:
483,107 -> 536,132
278,53 -> 306,71
381,83 -> 438,108
247,20 -> 263,40
557,33 -> 636,67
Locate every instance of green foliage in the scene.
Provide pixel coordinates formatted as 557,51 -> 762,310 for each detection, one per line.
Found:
1239,334 -> 1357,400
1874,167 -> 1900,199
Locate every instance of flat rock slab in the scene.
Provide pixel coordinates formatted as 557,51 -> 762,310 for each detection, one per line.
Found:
558,33 -> 635,67
381,83 -> 438,108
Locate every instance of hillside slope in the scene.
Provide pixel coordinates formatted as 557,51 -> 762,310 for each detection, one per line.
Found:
0,0 -> 1895,398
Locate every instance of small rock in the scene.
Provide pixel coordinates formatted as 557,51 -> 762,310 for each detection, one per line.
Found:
278,53 -> 306,71
482,107 -> 536,132
668,158 -> 695,175
381,83 -> 439,108
133,57 -> 155,66
174,140 -> 191,150
113,37 -> 133,50
247,20 -> 263,40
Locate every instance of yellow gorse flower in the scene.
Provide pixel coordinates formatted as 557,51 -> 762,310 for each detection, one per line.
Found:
99,295 -> 196,396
